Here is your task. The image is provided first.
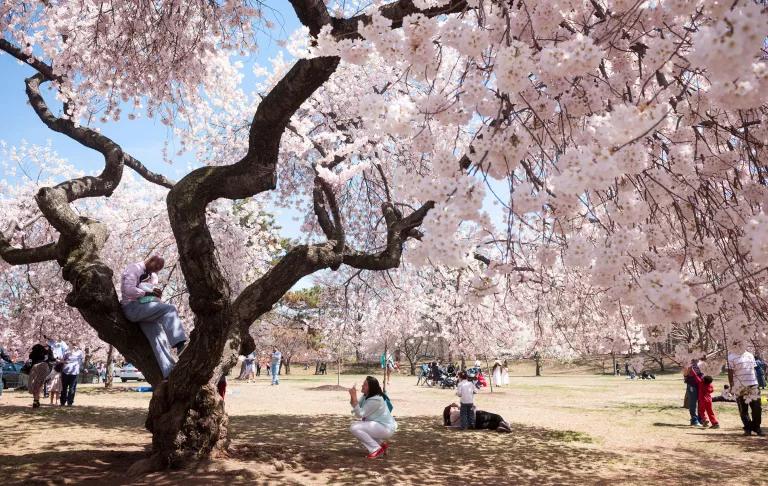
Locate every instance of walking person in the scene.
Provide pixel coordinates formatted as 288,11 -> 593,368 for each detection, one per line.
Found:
456,371 -> 476,429
120,255 -> 188,379
0,343 -> 13,401
244,352 -> 256,383
270,348 -> 282,385
42,342 -> 56,398
348,376 -> 397,459
492,361 -> 503,387
28,341 -> 54,408
256,357 -> 261,377
728,347 -> 763,436
60,344 -> 84,407
380,352 -> 395,385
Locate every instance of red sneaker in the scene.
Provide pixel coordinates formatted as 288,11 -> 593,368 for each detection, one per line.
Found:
366,447 -> 386,459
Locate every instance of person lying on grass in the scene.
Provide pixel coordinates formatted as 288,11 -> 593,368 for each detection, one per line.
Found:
443,403 -> 512,433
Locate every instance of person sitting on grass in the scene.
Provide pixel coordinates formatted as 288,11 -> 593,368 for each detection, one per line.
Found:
348,376 -> 397,459
713,384 -> 736,403
442,403 -> 512,432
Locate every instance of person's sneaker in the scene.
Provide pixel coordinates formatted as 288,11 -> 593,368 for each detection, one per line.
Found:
701,421 -> 711,427
744,430 -> 752,436
755,429 -> 764,436
710,424 -> 720,429
692,422 -> 703,427
366,446 -> 387,459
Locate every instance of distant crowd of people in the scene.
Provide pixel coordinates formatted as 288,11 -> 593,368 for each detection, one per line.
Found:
614,362 -> 656,380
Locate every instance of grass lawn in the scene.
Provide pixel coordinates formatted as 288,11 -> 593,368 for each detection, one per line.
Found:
1,369 -> 766,485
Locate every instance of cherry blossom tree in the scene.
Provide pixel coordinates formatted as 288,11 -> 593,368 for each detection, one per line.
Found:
0,0 -> 467,470
2,0 -> 768,472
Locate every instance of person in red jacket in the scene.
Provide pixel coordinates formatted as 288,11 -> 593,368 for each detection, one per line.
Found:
691,372 -> 719,428
217,374 -> 227,401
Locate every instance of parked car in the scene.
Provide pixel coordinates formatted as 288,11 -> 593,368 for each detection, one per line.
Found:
118,364 -> 145,382
78,365 -> 101,384
2,361 -> 26,389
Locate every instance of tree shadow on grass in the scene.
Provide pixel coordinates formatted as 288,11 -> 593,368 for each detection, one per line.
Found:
0,409 -> 626,486
228,414 -> 621,485
702,431 -> 768,453
0,404 -> 146,434
11,408 -> 755,485
652,422 -> 697,429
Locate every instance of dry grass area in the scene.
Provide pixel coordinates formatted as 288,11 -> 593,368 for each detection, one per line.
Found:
1,367 -> 767,485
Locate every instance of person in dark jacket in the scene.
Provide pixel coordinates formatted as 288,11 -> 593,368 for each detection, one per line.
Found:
28,342 -> 54,408
442,403 -> 512,432
0,344 -> 13,399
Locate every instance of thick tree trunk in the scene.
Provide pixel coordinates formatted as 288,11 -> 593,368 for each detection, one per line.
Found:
284,358 -> 291,375
143,382 -> 229,467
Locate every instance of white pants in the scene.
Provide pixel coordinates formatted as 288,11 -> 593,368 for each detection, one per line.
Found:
350,421 -> 394,453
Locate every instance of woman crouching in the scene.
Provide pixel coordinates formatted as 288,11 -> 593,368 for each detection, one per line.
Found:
349,376 -> 397,459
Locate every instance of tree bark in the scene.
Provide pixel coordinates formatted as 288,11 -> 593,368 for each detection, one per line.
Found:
143,382 -> 228,467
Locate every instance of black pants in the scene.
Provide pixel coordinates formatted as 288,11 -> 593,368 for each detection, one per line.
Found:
256,364 -> 261,376
475,411 -> 504,430
61,373 -> 78,406
737,387 -> 761,432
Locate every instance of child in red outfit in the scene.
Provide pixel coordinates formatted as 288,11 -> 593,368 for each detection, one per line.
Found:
692,374 -> 719,428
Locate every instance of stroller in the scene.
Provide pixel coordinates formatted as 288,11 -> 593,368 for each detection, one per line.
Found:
425,363 -> 457,388
438,367 -> 458,389
466,366 -> 487,389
